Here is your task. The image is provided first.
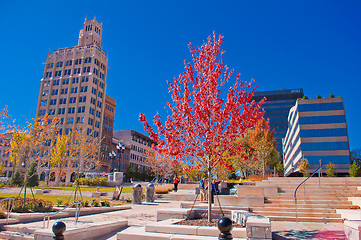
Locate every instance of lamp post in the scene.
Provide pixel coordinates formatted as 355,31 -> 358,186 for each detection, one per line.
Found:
116,142 -> 125,171
109,151 -> 116,173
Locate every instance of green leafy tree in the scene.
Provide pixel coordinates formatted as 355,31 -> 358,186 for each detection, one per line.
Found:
326,162 -> 336,177
317,94 -> 322,99
11,169 -> 23,186
350,162 -> 361,177
276,161 -> 284,176
298,158 -> 310,177
26,161 -> 39,187
329,94 -> 335,98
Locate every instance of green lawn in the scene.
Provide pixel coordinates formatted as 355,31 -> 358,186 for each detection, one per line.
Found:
0,192 -> 110,205
7,186 -> 134,193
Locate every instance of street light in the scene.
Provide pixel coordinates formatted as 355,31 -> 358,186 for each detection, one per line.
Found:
116,142 -> 125,171
109,151 -> 117,172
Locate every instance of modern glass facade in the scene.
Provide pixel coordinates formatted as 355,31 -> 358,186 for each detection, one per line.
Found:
252,89 -> 304,159
283,97 -> 350,176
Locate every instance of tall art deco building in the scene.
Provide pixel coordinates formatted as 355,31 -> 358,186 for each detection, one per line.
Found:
35,17 -> 115,180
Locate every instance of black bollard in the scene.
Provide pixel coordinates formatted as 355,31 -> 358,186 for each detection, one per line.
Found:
52,221 -> 66,240
218,217 -> 233,240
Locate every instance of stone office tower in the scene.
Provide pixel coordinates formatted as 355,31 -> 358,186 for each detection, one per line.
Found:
35,17 -> 115,180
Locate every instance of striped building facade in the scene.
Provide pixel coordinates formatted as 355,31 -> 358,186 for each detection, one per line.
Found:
283,97 -> 350,176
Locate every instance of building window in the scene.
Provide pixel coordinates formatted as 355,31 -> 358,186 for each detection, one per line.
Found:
42,90 -> 49,96
39,109 -> 46,116
68,107 -> 75,114
67,117 -> 74,124
82,77 -> 89,82
89,107 -> 94,115
71,87 -> 78,94
99,72 -> 104,79
56,62 -> 63,67
79,96 -> 86,103
78,106 -> 85,113
72,77 -> 79,83
98,91 -> 103,98
93,68 -> 98,76
88,118 -> 93,126
80,86 -> 88,92
76,117 -> 84,123
49,109 -> 55,115
53,79 -> 60,86
96,110 -> 101,118
84,57 -> 92,63
47,63 -> 54,68
97,101 -> 102,108
59,98 -> 67,104
100,63 -> 105,70
62,78 -> 69,85
58,108 -> 65,115
50,99 -> 57,105
99,82 -> 104,89
55,71 -> 62,77
65,60 -> 72,66
74,68 -> 81,74
93,78 -> 98,85
95,120 -> 100,128
83,67 -> 90,73
61,88 -> 68,94
69,97 -> 76,103
45,72 -> 52,78
66,128 -> 72,135
64,69 -> 71,76
90,97 -> 95,105
91,87 -> 96,95
51,89 -> 58,95
43,81 -> 50,87
75,59 -> 82,65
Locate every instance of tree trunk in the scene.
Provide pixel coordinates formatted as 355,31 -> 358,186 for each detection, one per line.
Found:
207,164 -> 212,222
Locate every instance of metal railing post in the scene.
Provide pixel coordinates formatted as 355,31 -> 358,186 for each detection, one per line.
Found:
318,160 -> 322,188
294,165 -> 322,224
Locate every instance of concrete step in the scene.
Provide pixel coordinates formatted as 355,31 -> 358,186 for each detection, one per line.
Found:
260,215 -> 343,223
253,210 -> 341,218
117,226 -> 246,240
252,206 -> 337,213
262,203 -> 354,209
3,225 -> 36,234
0,231 -> 34,240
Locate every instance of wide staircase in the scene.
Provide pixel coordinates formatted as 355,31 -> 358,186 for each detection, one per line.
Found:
250,177 -> 361,222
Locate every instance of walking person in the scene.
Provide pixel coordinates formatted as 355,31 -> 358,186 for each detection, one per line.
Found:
173,175 -> 179,192
199,177 -> 208,201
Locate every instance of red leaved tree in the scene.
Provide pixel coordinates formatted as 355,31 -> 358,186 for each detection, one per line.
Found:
139,32 -> 264,221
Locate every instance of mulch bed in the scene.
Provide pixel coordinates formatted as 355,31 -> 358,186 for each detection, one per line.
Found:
175,218 -> 242,228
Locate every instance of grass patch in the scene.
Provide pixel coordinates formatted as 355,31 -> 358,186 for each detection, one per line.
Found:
0,193 -> 108,205
5,186 -> 134,193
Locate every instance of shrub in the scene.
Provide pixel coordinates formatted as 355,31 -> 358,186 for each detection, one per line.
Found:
326,162 -> 336,177
155,184 -> 174,194
317,94 -> 321,99
81,200 -> 89,207
350,162 -> 361,177
298,158 -> 310,177
329,94 -> 335,98
91,199 -> 100,207
56,200 -> 63,207
103,200 -> 110,207
0,197 -> 53,213
74,177 -> 107,186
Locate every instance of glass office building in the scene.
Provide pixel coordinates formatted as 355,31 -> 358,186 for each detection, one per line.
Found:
283,97 -> 350,176
252,89 -> 304,159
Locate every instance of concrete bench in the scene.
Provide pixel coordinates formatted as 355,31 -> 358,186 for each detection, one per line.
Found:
91,192 -> 107,197
344,220 -> 361,240
232,210 -> 271,240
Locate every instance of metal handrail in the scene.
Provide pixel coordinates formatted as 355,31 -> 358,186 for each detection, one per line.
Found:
43,202 -> 81,229
0,198 -> 15,224
294,163 -> 322,222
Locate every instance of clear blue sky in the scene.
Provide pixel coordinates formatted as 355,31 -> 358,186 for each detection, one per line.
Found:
0,0 -> 360,151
